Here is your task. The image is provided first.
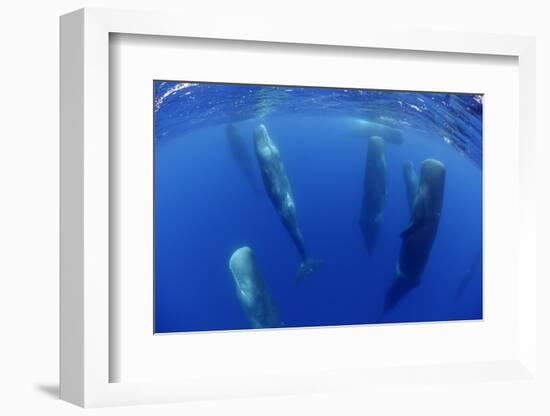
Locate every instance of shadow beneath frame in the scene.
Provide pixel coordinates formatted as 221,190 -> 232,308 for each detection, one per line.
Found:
34,383 -> 59,399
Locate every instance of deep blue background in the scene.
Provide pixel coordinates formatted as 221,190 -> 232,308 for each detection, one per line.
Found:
154,82 -> 483,333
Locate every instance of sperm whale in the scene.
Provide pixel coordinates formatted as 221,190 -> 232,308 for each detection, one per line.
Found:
351,119 -> 404,145
384,159 -> 446,312
253,124 -> 322,280
229,246 -> 282,329
359,136 -> 387,254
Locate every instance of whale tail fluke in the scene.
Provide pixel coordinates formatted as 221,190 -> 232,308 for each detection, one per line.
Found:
295,258 -> 323,281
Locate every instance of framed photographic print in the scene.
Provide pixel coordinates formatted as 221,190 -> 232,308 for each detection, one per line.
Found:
60,8 -> 538,408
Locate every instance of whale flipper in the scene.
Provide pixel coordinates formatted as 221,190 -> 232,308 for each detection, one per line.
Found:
400,201 -> 427,238
400,221 -> 420,239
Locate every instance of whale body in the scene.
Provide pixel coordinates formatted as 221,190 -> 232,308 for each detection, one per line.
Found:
352,119 -> 404,145
385,159 -> 446,312
229,246 -> 282,329
253,124 -> 322,280
359,136 -> 387,254
226,123 -> 259,191
402,160 -> 419,212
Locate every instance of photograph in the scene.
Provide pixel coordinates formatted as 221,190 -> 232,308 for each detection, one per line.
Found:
153,81 -> 483,333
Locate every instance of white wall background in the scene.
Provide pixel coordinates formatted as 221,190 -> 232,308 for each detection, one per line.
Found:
0,0 -> 548,415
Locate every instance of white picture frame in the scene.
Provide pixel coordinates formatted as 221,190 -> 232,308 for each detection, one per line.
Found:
60,7 -> 538,408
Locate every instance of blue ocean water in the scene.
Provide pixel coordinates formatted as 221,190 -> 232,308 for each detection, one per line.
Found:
154,81 -> 483,333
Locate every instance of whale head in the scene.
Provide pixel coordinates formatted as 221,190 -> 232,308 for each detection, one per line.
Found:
229,246 -> 283,329
420,159 -> 446,192
352,119 -> 404,145
418,159 -> 446,217
254,124 -> 270,147
229,246 -> 258,306
253,124 -> 278,159
368,135 -> 385,151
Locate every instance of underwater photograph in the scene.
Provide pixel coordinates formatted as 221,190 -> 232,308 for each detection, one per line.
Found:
154,81 -> 483,333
